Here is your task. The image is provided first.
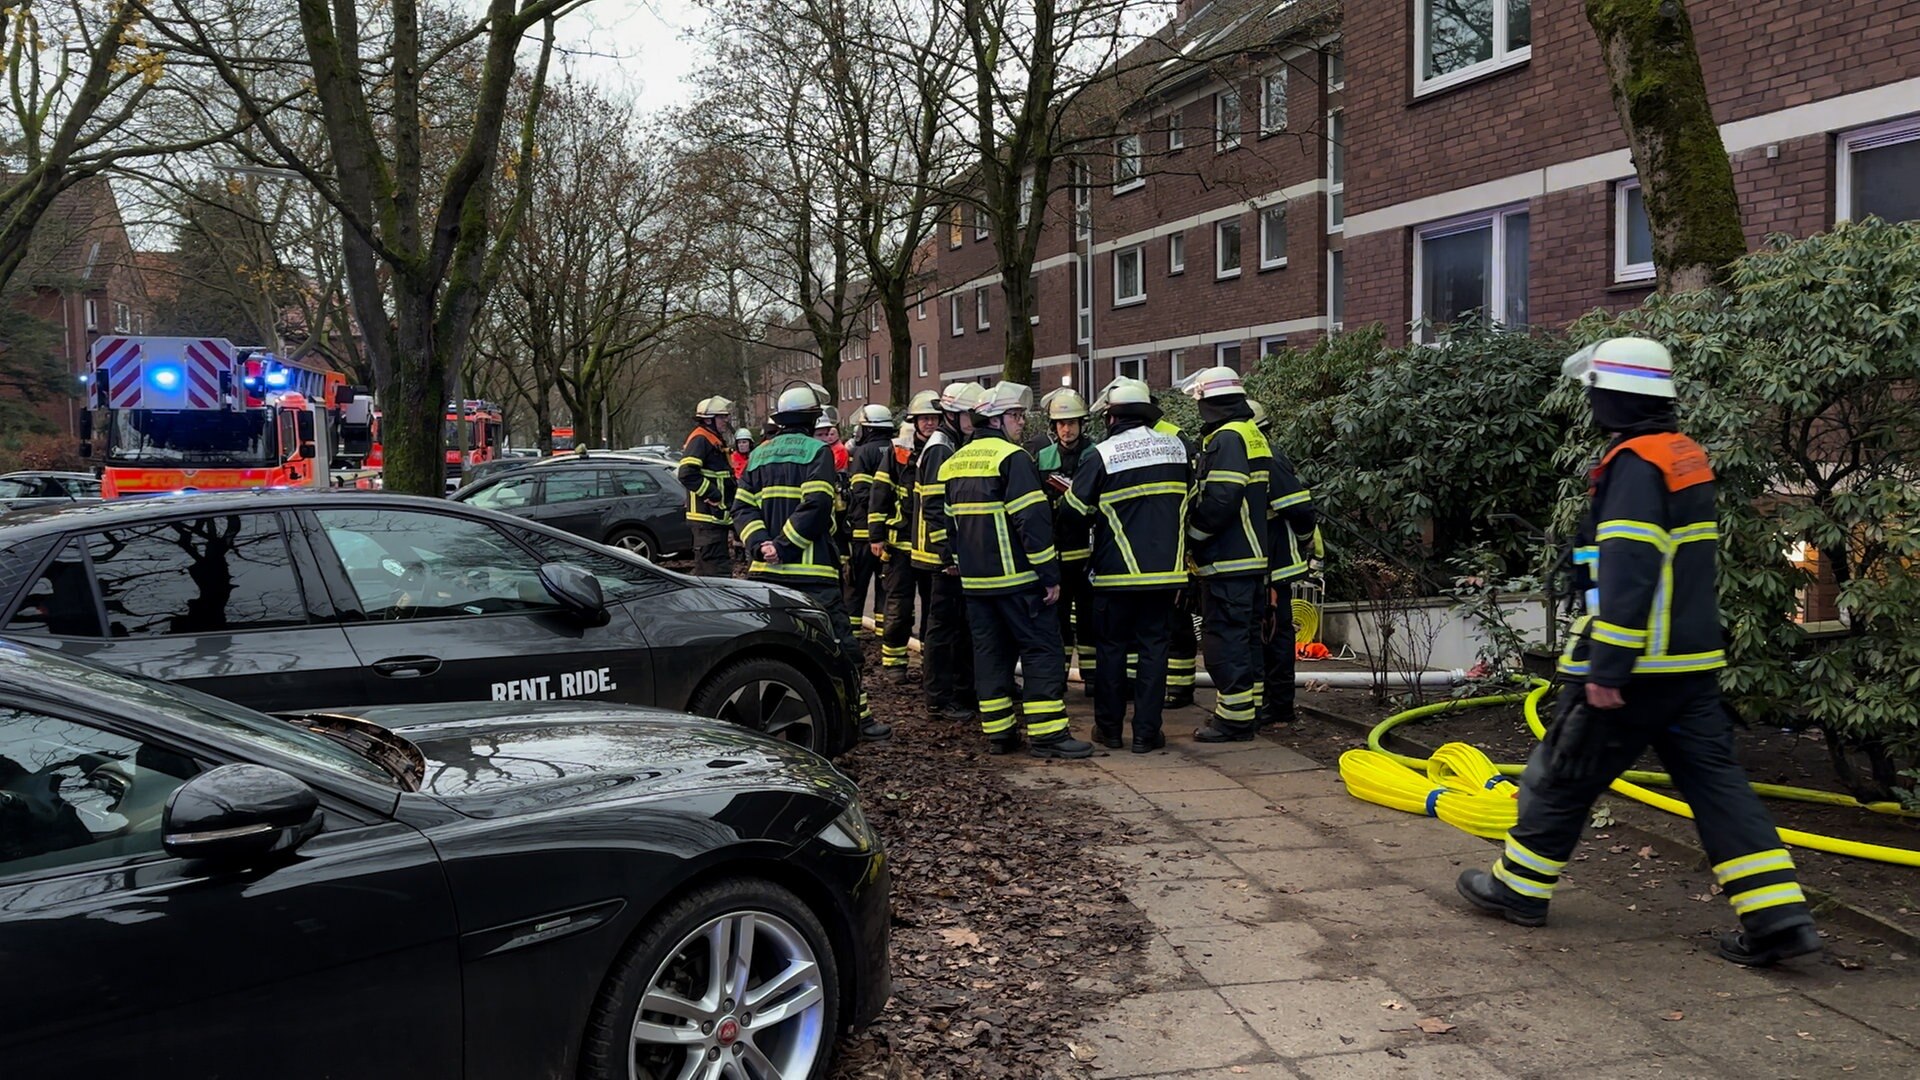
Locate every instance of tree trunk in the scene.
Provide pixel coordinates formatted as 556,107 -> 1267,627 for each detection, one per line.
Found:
1586,0 -> 1746,291
1001,267 -> 1036,385
382,299 -> 449,496
885,285 -> 915,410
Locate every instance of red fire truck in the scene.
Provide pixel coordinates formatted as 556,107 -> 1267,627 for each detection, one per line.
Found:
445,399 -> 503,490
550,426 -> 576,453
82,336 -> 374,498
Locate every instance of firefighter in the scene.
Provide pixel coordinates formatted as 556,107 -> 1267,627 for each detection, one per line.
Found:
816,412 -> 851,475
1252,401 -> 1319,729
1064,377 -> 1187,752
939,383 -> 1092,758
1150,404 -> 1202,709
1036,387 -> 1096,693
911,382 -> 983,722
729,428 -> 754,479
734,383 -> 892,743
677,396 -> 736,577
872,404 -> 938,683
1181,366 -> 1271,743
845,404 -> 895,636
1457,338 -> 1818,966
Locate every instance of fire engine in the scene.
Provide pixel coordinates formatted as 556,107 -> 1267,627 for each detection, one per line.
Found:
82,336 -> 376,498
550,426 -> 576,453
445,399 -> 503,490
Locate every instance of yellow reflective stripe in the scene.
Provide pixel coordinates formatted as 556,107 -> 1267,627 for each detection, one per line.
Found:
981,714 -> 1018,734
979,697 -> 1014,711
1025,716 -> 1069,736
1729,882 -> 1806,915
1268,558 -> 1308,582
780,520 -> 808,547
1029,546 -> 1058,565
915,482 -> 946,496
1205,470 -> 1250,486
1671,522 -> 1719,544
750,561 -> 839,579
1713,848 -> 1794,884
1493,861 -> 1556,899
1216,703 -> 1256,721
678,456 -> 704,468
1271,490 -> 1311,509
849,472 -> 874,484
735,490 -> 763,506
963,571 -> 1040,589
1632,650 -> 1725,673
1194,557 -> 1267,575
1596,520 -> 1672,551
1094,570 -> 1189,587
949,503 -> 1007,515
1098,504 -> 1141,575
1005,490 -> 1046,514
802,480 -> 837,496
738,521 -> 767,542
756,485 -> 805,499
1106,482 -> 1190,501
1503,837 -> 1567,876
1022,699 -> 1065,713
1591,620 -> 1649,649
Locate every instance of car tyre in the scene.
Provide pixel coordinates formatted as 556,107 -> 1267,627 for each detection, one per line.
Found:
579,878 -> 842,1080
607,527 -> 657,560
689,658 -> 827,753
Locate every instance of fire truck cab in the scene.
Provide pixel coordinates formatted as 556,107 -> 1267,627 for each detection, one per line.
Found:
445,399 -> 503,491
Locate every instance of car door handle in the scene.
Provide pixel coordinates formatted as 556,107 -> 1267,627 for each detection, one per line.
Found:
372,655 -> 442,679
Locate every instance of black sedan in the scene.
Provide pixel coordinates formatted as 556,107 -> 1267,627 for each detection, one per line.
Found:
0,491 -> 858,756
0,470 -> 101,513
0,641 -> 888,1078
453,454 -> 693,560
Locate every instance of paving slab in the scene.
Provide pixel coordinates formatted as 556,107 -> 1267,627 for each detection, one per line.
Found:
1079,989 -> 1275,1078
1073,933 -> 1206,996
1270,883 -> 1454,933
1436,986 -> 1682,1076
1164,921 -> 1331,985
1097,840 -> 1226,872
1226,848 -> 1392,894
1208,745 -> 1323,777
1798,969 -> 1920,1049
1074,783 -> 1161,815
1135,1067 -> 1300,1080
1265,793 -> 1406,831
1331,819 -> 1494,864
1673,995 -> 1920,1076
1220,977 -> 1420,1058
1345,927 -> 1558,1001
1116,765 -> 1252,795
1292,1044 -> 1510,1079
1120,850 -> 1248,883
1183,813 -> 1328,852
1531,935 -> 1788,1004
1237,770 -> 1351,804
1123,873 -> 1287,929
1546,1054 -> 1728,1079
1144,785 -> 1293,822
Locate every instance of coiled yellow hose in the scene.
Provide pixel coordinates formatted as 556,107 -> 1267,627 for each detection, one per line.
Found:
1336,680 -> 1920,867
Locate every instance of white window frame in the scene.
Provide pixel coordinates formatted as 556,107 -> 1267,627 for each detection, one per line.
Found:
1168,231 -> 1186,275
948,206 -> 964,249
1259,336 -> 1286,361
975,285 -> 991,330
974,205 -> 988,241
1415,0 -> 1533,97
1216,341 -> 1242,369
1113,244 -> 1146,307
1167,110 -> 1185,151
1327,109 -> 1345,234
917,343 -> 929,376
1412,204 -> 1530,343
1328,248 -> 1345,332
1259,204 -> 1288,270
1113,134 -> 1144,194
1116,355 -> 1146,381
84,298 -> 99,331
1017,171 -> 1035,226
112,302 -> 131,332
1614,179 -> 1655,284
868,306 -> 878,332
1071,161 -> 1092,239
916,290 -> 926,319
1836,116 -> 1920,223
1215,217 -> 1242,280
950,295 -> 964,336
1328,47 -> 1345,90
1215,88 -> 1242,151
1260,69 -> 1289,135
1170,348 -> 1188,382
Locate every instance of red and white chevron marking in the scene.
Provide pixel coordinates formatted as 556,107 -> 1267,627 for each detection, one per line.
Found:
184,339 -> 227,408
97,337 -> 143,409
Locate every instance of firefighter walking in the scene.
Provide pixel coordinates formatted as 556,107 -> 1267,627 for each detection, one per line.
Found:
1182,367 -> 1272,743
1457,337 -> 1819,967
1064,377 -> 1188,753
677,396 -> 736,577
1036,388 -> 1097,691
938,383 -> 1092,759
733,383 -> 892,743
845,405 -> 895,636
911,382 -> 982,722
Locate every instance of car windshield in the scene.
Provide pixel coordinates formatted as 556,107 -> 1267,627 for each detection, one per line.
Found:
102,408 -> 280,467
0,479 -> 31,498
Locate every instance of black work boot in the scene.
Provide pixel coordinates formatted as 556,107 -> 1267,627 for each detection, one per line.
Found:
987,733 -> 1024,756
884,667 -> 910,685
1258,706 -> 1297,730
1094,727 -> 1124,750
1028,732 -> 1094,760
934,703 -> 975,724
1164,689 -> 1194,710
1193,722 -> 1255,743
1717,924 -> 1822,967
859,719 -> 893,742
1131,731 -> 1166,754
1456,869 -> 1548,927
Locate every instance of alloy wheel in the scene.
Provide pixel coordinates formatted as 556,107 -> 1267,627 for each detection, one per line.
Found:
614,533 -> 655,559
714,680 -> 816,750
629,911 -> 827,1080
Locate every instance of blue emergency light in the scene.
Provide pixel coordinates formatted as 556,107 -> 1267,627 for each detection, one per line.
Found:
150,366 -> 182,391
265,367 -> 291,389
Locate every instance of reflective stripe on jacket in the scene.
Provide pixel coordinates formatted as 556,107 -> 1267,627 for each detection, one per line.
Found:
677,426 -> 734,525
1187,419 -> 1271,578
940,429 -> 1059,594
846,434 -> 892,542
1037,438 -> 1094,561
1063,423 -> 1189,589
1267,446 -> 1315,583
912,428 -> 960,568
871,440 -> 918,552
732,433 -> 842,583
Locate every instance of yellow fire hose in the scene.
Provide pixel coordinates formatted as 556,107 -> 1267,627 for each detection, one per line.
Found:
1337,679 -> 1920,867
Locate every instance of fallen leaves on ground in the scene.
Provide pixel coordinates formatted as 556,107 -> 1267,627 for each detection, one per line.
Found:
1416,1017 -> 1457,1035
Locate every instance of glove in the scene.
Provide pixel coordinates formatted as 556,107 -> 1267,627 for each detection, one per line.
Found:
1545,699 -> 1603,784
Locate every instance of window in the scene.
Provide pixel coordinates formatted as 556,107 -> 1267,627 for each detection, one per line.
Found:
88,516 -> 309,637
1169,231 -> 1186,274
870,353 -> 883,382
1418,0 -> 1532,93
84,299 -> 99,331
1071,161 -> 1091,239
1328,109 -> 1346,233
1114,134 -> 1143,192
1329,48 -> 1345,90
975,286 -> 991,330
1261,70 -> 1289,135
1415,206 -> 1530,340
1018,172 -> 1035,226
466,474 -> 539,510
1837,118 -> 1920,224
1026,273 -> 1039,325
916,291 -> 926,319
314,509 -> 555,621
0,707 -> 199,875
1170,348 -> 1188,382
7,539 -> 100,637
112,302 -> 131,333
1260,336 -> 1287,361
917,344 -> 929,376
1216,342 -> 1243,370
1216,218 -> 1242,279
1116,355 -> 1146,381
542,472 -> 604,505
1167,111 -> 1185,151
1329,249 -> 1346,330
508,527 -> 663,603
948,206 -> 964,248
1215,89 -> 1241,150
951,295 -> 964,336
974,205 -> 989,241
1614,179 -> 1655,284
1113,245 -> 1145,306
1260,205 -> 1288,269
1075,253 -> 1092,344
609,467 -> 662,496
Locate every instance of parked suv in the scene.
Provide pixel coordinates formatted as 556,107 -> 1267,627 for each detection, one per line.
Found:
0,472 -> 101,514
453,456 -> 692,560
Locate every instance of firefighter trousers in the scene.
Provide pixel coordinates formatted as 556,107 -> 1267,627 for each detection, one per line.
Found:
1166,586 -> 1200,706
1258,585 -> 1297,723
779,580 -> 873,727
1092,589 -> 1174,743
1201,576 -> 1261,732
1058,560 -> 1096,683
844,542 -> 885,633
879,552 -> 920,672
1496,677 -> 1813,937
922,569 -> 975,711
691,523 -> 731,578
966,589 -> 1070,739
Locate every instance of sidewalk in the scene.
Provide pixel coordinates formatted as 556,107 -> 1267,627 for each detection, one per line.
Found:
1006,720 -> 1920,1079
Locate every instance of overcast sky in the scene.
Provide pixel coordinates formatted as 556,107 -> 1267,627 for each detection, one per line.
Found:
552,0 -> 710,118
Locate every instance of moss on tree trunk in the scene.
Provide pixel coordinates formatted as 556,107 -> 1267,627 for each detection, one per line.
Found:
1586,0 -> 1746,291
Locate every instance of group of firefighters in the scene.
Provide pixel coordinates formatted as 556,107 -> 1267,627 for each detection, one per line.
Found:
674,337 -> 1821,968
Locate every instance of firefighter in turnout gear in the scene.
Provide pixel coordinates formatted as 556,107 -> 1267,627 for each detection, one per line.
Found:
1182,366 -> 1272,743
734,383 -> 892,743
1150,404 -> 1202,708
939,383 -> 1092,759
873,401 -> 939,683
1458,338 -> 1819,967
1251,401 -> 1319,729
678,396 -> 737,577
844,404 -> 895,634
911,382 -> 983,721
1065,377 -> 1188,753
1036,387 -> 1097,692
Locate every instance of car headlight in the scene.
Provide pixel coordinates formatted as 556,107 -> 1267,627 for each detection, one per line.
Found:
792,605 -> 832,636
818,799 -> 878,853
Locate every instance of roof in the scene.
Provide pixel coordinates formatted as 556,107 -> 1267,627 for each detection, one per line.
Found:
14,176 -> 147,297
1081,0 -> 1340,124
0,489 -> 467,539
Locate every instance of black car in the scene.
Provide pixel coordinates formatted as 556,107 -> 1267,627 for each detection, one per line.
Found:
454,455 -> 694,560
0,491 -> 858,756
0,641 -> 888,1078
0,471 -> 102,513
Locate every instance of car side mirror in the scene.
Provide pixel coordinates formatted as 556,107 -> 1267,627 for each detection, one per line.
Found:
539,562 -> 610,626
163,764 -> 322,865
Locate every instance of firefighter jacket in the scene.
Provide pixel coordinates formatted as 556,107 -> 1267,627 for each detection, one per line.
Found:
1062,421 -> 1189,590
938,428 -> 1060,594
1557,432 -> 1727,686
677,425 -> 735,526
911,424 -> 963,569
731,431 -> 842,584
1036,437 -> 1094,561
846,431 -> 893,542
1267,447 -> 1317,583
1187,417 -> 1271,578
870,436 -> 921,552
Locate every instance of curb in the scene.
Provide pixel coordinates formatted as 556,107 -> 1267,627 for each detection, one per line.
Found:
1294,702 -> 1920,955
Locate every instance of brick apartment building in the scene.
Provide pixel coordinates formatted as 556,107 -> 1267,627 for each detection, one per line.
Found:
768,0 -> 1919,418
